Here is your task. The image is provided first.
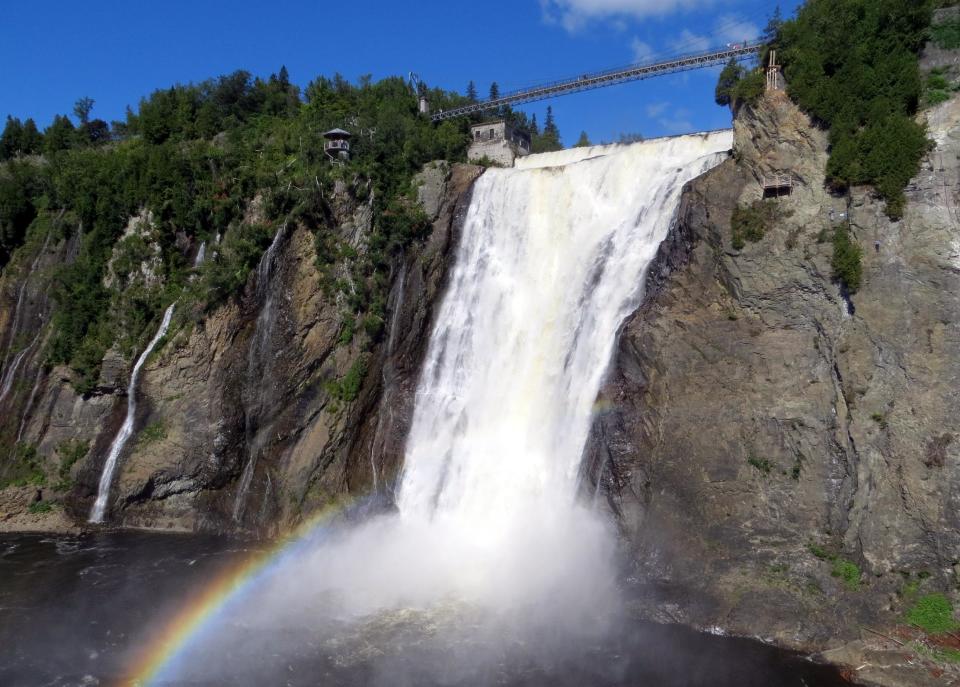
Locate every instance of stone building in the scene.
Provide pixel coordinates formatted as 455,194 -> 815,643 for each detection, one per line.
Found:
468,120 -> 531,166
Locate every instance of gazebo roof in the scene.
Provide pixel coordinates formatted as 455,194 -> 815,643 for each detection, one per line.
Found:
323,128 -> 352,139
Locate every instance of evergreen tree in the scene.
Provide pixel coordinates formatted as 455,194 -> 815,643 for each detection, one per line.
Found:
489,82 -> 500,101
44,114 -> 76,154
532,106 -> 562,152
20,118 -> 42,154
763,5 -> 784,44
715,58 -> 745,107
73,96 -> 94,125
530,113 -> 539,135
575,131 -> 591,147
82,119 -> 110,145
0,116 -> 24,160
466,80 -> 478,103
544,106 -> 558,136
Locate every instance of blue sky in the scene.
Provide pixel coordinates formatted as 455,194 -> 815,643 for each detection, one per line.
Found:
1,0 -> 800,145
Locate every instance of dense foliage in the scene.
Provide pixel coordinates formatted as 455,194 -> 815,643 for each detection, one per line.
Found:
0,68 -> 480,393
831,226 -> 863,293
776,0 -> 935,218
714,59 -> 766,108
730,200 -> 781,250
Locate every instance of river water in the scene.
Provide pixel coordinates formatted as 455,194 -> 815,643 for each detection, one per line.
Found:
0,532 -> 849,686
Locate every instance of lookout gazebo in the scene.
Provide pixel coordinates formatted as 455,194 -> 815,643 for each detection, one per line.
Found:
323,128 -> 352,162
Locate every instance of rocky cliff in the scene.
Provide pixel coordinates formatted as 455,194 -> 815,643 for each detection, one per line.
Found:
586,87 -> 960,685
0,161 -> 482,534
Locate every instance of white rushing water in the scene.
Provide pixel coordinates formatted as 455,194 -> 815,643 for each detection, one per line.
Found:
274,134 -> 733,617
193,241 -> 206,267
89,303 -> 175,523
170,134 -> 734,682
399,133 -> 731,525
0,231 -> 51,379
233,222 -> 289,523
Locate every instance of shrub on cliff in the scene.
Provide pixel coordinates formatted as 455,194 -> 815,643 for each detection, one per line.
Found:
776,0 -> 935,219
831,226 -> 863,293
730,199 -> 780,249
715,61 -> 764,109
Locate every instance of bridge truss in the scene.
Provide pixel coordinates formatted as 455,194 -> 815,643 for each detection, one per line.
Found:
430,43 -> 762,122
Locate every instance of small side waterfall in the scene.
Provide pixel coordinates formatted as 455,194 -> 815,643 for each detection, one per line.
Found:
0,231 -> 51,377
233,223 -> 288,523
0,329 -> 43,404
89,303 -> 175,523
193,241 -> 206,267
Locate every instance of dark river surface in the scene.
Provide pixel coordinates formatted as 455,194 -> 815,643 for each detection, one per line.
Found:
0,531 -> 852,686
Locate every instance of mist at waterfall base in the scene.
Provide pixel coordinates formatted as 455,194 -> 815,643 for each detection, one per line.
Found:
154,136 -> 737,684
7,137 -> 846,685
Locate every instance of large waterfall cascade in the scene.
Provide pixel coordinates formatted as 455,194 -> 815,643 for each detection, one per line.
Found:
399,133 -> 731,522
274,133 -> 735,622
159,134 -> 735,682
90,303 -> 176,523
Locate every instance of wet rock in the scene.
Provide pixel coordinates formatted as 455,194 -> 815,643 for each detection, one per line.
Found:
588,89 -> 960,663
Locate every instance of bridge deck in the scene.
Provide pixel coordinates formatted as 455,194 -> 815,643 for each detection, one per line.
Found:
431,44 -> 762,122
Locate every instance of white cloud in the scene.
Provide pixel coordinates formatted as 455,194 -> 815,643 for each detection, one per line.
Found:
645,101 -> 669,118
631,38 -> 654,63
658,107 -> 694,133
714,14 -> 759,43
670,29 -> 711,53
541,0 -> 720,32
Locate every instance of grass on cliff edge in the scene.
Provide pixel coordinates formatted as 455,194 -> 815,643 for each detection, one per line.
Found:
906,593 -> 960,634
808,543 -> 862,591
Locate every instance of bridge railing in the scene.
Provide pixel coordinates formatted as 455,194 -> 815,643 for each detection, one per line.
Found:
431,42 -> 762,122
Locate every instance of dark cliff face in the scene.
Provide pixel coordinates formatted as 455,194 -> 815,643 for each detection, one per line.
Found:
0,162 -> 482,534
586,91 -> 960,680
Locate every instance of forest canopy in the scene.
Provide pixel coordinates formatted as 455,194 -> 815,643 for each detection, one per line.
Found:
776,0 -> 935,218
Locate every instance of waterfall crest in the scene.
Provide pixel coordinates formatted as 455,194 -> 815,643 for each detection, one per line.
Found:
90,303 -> 175,523
398,133 -> 731,527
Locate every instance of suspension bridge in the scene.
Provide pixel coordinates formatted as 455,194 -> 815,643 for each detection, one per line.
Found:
428,42 -> 763,122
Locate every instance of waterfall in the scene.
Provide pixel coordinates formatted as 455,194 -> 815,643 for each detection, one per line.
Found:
193,241 -> 207,267
89,303 -> 175,523
300,134 -> 731,617
397,134 -> 731,532
233,222 -> 289,523
0,329 -> 42,404
164,135 -> 735,681
1,231 -> 51,377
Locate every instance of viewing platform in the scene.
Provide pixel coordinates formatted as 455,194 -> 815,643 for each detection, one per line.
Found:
762,174 -> 793,198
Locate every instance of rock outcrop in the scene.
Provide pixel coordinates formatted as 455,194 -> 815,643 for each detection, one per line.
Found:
0,162 -> 482,533
586,89 -> 960,683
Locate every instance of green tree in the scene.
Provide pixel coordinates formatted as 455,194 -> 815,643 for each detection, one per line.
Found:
778,0 -> 935,217
73,96 -> 94,125
0,116 -> 24,159
575,131 -> 591,147
20,118 -> 43,154
532,106 -> 562,152
489,82 -> 500,101
763,5 -> 783,43
715,58 -> 745,107
43,114 -> 76,154
832,226 -> 863,293
466,80 -> 478,102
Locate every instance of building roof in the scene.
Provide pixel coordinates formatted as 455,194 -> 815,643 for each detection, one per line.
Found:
470,119 -> 506,129
323,128 -> 352,138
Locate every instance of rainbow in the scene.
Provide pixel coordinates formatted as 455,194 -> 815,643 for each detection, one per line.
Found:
125,495 -> 367,686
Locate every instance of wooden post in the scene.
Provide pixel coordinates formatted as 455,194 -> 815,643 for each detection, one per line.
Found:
766,50 -> 781,92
